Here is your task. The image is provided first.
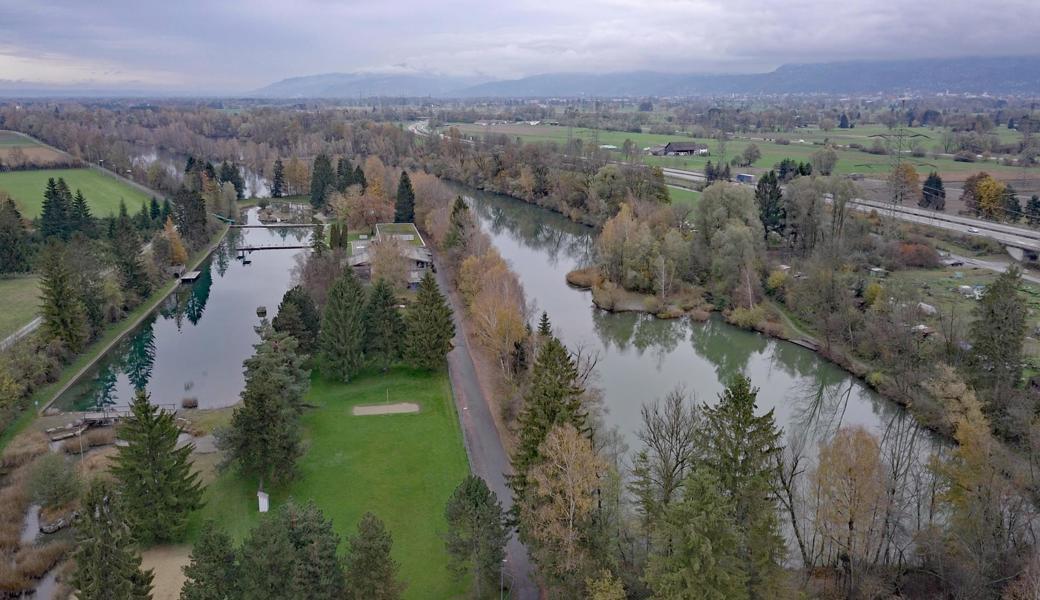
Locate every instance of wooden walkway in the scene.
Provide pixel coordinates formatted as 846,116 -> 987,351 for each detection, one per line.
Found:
231,223 -> 319,229
236,244 -> 315,252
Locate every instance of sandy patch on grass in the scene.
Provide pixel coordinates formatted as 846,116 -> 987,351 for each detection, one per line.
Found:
141,545 -> 191,600
352,402 -> 420,416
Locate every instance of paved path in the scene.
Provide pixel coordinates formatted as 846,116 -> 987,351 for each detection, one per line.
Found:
0,316 -> 41,351
434,267 -> 538,599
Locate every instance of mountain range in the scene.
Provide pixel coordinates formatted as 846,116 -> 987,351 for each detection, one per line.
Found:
254,55 -> 1040,98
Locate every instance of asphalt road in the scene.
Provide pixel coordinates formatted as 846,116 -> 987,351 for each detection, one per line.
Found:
434,267 -> 538,599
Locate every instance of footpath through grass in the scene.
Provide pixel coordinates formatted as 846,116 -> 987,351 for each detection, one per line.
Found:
189,368 -> 470,599
0,276 -> 40,339
0,168 -> 151,219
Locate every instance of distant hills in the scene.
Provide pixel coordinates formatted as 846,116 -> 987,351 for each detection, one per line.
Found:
256,56 -> 1040,98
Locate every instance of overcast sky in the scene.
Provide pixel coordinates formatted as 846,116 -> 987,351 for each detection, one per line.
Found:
1,0 -> 1037,92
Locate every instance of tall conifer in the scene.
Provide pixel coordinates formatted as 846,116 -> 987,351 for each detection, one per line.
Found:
404,272 -> 455,370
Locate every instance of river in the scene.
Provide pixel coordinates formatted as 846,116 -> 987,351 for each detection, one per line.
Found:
52,210 -> 309,412
462,186 -> 935,465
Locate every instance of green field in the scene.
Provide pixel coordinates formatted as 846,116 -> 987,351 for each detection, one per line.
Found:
0,168 -> 151,219
447,122 -> 1038,182
189,368 -> 470,599
667,186 -> 701,211
0,276 -> 40,339
0,131 -> 41,147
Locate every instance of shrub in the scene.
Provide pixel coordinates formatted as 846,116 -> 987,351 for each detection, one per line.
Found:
728,305 -> 766,329
689,308 -> 712,321
0,431 -> 49,470
28,454 -> 80,509
766,270 -> 789,298
15,541 -> 73,580
864,282 -> 883,307
953,151 -> 977,163
897,242 -> 940,268
84,428 -> 115,447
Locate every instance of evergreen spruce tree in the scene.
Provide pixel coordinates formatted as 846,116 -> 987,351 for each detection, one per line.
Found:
344,513 -> 404,600
444,195 -> 471,249
69,189 -> 95,236
404,272 -> 455,370
161,198 -> 174,222
39,240 -> 89,353
839,113 -> 850,129
319,267 -> 367,381
537,311 -> 552,337
283,502 -> 347,600
218,161 -> 245,199
1003,183 -> 1022,221
180,525 -> 240,600
219,323 -> 308,488
310,153 -> 336,208
364,279 -> 405,371
272,285 -> 321,353
111,200 -> 152,299
921,172 -> 946,210
969,267 -> 1027,415
71,479 -> 154,600
644,467 -> 747,599
444,475 -> 509,597
135,201 -> 152,231
754,170 -> 784,239
699,375 -> 784,599
0,199 -> 30,274
336,157 -> 355,191
509,335 -> 586,500
394,171 -> 415,223
354,165 -> 367,191
112,390 -> 203,545
238,511 -> 297,600
149,197 -> 162,222
1027,195 -> 1040,226
173,187 -> 209,248
40,176 -> 69,239
271,158 -> 286,198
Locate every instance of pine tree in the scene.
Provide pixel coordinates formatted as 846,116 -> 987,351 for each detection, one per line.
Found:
0,199 -> 30,274
238,511 -> 297,600
71,479 -> 154,600
644,467 -> 747,600
180,525 -> 240,600
319,267 -> 367,381
336,157 -> 354,191
969,267 -> 1027,415
920,171 -> 946,210
839,113 -> 850,129
354,165 -> 367,191
310,154 -> 336,208
344,513 -> 404,600
112,390 -> 203,545
39,176 -> 69,239
1027,195 -> 1040,226
39,240 -> 89,353
149,197 -> 162,222
219,323 -> 308,488
394,171 -> 415,223
69,189 -> 95,236
704,161 -> 715,184
364,279 -> 405,371
1003,183 -> 1022,222
444,475 -> 509,597
272,158 -> 286,198
510,335 -> 586,500
272,285 -> 321,353
699,375 -> 784,599
173,187 -> 209,248
404,271 -> 455,370
111,200 -> 152,299
161,198 -> 174,222
754,170 -> 784,239
218,161 -> 245,199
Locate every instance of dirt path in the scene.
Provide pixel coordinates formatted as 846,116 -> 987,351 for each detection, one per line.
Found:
140,545 -> 191,600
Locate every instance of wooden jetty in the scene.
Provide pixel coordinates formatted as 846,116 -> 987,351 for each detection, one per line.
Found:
236,244 -> 314,252
181,270 -> 202,282
230,223 -> 319,229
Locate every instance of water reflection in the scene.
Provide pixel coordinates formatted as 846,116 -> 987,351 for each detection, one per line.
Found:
53,209 -> 308,412
461,185 -> 936,466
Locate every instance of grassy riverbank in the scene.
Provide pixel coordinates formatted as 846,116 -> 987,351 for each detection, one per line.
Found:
0,168 -> 151,219
187,368 -> 469,599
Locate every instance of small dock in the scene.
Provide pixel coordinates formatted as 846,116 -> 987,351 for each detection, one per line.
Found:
236,244 -> 314,252
231,223 -> 319,229
180,271 -> 202,282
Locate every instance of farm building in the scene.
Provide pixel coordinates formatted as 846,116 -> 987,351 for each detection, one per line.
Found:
348,222 -> 433,288
652,141 -> 710,156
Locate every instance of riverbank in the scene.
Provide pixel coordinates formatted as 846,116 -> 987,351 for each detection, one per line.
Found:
0,225 -> 230,452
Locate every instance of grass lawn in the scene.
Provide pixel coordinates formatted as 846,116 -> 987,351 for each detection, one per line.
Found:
667,186 -> 701,211
0,276 -> 40,339
0,168 -> 151,219
188,368 -> 470,600
0,131 -> 42,147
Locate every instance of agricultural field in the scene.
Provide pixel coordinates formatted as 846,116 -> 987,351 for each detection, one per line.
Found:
0,276 -> 40,339
0,168 -> 151,219
0,130 -> 66,166
188,368 -> 470,600
445,122 -> 1040,186
667,185 -> 701,210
